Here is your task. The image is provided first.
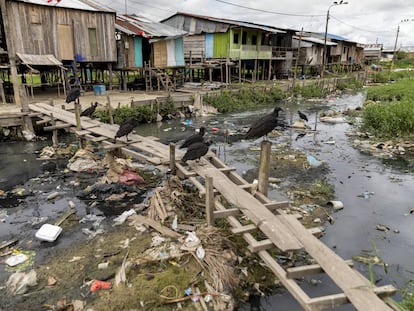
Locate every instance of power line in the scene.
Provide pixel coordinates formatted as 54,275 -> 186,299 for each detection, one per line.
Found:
215,0 -> 324,17
330,15 -> 393,34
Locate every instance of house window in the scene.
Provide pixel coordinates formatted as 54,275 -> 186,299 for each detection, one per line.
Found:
233,33 -> 239,44
242,31 -> 247,45
252,34 -> 257,45
343,47 -> 346,54
89,28 -> 98,56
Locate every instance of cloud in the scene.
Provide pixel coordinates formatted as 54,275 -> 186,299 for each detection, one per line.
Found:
100,0 -> 414,48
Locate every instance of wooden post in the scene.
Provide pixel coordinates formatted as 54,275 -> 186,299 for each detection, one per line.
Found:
74,100 -> 81,130
106,95 -> 114,125
169,143 -> 176,175
205,175 -> 214,226
50,113 -> 58,147
258,140 -> 271,196
108,63 -> 113,91
238,59 -> 241,83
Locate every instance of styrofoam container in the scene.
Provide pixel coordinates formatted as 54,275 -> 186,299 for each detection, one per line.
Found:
35,224 -> 62,242
5,253 -> 28,266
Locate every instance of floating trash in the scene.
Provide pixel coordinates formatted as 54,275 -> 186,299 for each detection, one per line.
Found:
307,155 -> 322,168
357,191 -> 375,199
327,200 -> 344,210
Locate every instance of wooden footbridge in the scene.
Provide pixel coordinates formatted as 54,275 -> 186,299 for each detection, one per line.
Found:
28,102 -> 398,311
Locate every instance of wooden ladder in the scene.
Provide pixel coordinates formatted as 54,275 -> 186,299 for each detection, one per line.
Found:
176,155 -> 397,311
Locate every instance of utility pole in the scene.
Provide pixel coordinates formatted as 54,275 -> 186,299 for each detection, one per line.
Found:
322,1 -> 348,78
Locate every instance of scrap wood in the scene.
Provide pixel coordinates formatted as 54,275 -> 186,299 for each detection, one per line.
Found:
129,214 -> 183,239
148,188 -> 168,222
54,210 -> 77,226
0,239 -> 18,251
163,292 -> 220,304
115,249 -> 129,286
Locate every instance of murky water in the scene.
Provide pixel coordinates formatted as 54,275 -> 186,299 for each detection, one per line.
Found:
1,91 -> 413,309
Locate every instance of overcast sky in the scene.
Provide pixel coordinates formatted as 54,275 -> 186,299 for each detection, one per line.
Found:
97,0 -> 414,48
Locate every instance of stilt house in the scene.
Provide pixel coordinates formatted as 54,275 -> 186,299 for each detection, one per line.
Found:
161,12 -> 293,84
115,14 -> 187,91
0,0 -> 116,105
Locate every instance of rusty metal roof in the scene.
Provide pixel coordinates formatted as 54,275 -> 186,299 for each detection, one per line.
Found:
163,12 -> 285,34
13,0 -> 115,13
17,53 -> 63,66
116,14 -> 187,39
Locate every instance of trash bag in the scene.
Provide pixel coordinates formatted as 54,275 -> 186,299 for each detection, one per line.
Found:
6,270 -> 37,295
118,170 -> 145,185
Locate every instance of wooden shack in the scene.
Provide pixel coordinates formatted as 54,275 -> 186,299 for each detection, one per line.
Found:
161,12 -> 291,84
115,14 -> 187,92
0,0 -> 116,105
293,33 -> 337,77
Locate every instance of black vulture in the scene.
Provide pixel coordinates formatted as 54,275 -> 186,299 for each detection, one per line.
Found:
244,107 -> 283,140
298,110 -> 308,122
179,126 -> 206,149
114,117 -> 139,142
65,87 -> 81,103
182,140 -> 212,162
80,102 -> 98,117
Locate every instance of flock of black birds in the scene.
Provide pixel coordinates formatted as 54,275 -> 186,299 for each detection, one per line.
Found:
64,83 -> 308,164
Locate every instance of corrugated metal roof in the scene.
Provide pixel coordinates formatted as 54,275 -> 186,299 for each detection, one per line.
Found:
17,53 -> 63,66
165,12 -> 285,34
293,36 -> 337,46
116,14 -> 187,39
14,0 -> 115,13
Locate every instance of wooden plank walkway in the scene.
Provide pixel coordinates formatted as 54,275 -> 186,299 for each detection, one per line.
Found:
29,102 -> 184,164
27,102 -> 397,311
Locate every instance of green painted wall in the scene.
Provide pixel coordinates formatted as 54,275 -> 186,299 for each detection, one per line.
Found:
213,32 -> 229,58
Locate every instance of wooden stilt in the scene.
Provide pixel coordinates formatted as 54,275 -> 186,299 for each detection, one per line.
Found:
50,113 -> 58,147
169,143 -> 176,175
106,95 -> 114,125
205,175 -> 214,226
258,140 -> 271,196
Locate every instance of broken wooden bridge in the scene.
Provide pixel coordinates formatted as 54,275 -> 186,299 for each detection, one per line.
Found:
29,102 -> 398,311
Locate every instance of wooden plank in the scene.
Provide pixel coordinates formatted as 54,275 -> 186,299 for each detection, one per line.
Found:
307,285 -> 397,310
286,260 -> 354,279
264,201 -> 291,211
231,224 -> 256,234
36,118 -> 52,125
219,167 -> 236,173
282,214 -> 393,311
73,129 -> 91,136
128,214 -> 182,239
258,250 -> 312,311
189,160 -> 302,252
189,176 -> 206,194
43,123 -> 73,131
213,208 -> 240,219
248,239 -> 274,253
175,162 -> 197,178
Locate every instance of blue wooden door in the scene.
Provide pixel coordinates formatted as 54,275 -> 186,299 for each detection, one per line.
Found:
175,37 -> 185,66
205,33 -> 214,59
134,37 -> 143,67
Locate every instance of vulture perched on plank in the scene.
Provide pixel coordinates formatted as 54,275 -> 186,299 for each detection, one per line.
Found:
182,140 -> 212,163
114,117 -> 139,142
244,107 -> 283,140
81,102 -> 98,117
66,87 -> 81,104
179,126 -> 206,149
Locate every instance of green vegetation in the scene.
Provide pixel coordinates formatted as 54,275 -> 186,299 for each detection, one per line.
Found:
362,79 -> 414,137
361,100 -> 414,137
336,78 -> 364,91
366,78 -> 414,102
94,97 -> 175,124
293,84 -> 326,98
203,86 -> 284,113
